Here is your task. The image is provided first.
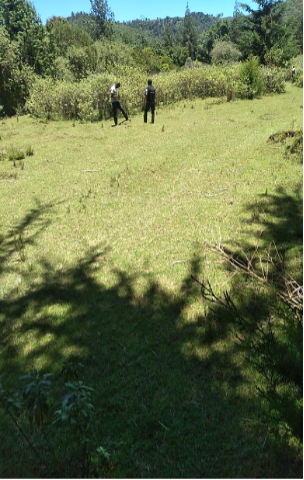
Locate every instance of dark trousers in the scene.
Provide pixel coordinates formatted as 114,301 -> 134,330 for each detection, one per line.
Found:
112,101 -> 127,125
144,103 -> 155,123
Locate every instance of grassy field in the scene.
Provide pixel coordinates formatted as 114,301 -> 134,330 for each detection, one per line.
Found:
0,84 -> 302,477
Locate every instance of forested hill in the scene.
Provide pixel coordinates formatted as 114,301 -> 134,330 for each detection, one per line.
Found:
67,10 -> 222,43
122,12 -> 223,39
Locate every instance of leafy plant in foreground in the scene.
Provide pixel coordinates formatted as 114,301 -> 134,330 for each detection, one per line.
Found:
0,361 -> 110,478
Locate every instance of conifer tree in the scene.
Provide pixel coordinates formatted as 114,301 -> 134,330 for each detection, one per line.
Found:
180,3 -> 198,60
89,0 -> 114,40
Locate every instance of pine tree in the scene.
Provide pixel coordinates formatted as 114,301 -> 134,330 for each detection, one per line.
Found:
180,3 -> 198,60
89,0 -> 114,40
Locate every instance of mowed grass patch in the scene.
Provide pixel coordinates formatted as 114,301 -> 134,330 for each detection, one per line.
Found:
0,84 -> 302,477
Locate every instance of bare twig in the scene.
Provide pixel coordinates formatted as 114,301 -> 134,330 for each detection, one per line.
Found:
210,241 -> 303,311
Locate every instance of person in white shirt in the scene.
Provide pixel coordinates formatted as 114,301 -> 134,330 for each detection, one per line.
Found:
292,66 -> 296,83
110,82 -> 128,126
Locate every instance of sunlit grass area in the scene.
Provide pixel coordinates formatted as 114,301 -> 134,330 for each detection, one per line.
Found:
0,84 -> 302,477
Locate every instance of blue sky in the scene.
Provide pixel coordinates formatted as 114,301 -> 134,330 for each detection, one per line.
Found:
31,0 -> 257,24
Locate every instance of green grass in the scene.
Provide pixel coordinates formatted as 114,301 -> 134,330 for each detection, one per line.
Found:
0,84 -> 302,477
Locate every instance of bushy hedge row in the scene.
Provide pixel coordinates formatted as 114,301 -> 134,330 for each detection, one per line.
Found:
25,64 -> 286,121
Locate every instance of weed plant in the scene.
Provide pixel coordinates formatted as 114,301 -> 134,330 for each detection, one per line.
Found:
7,146 -> 25,161
26,145 -> 34,156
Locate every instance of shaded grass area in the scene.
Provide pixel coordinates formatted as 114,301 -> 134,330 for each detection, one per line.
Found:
0,85 -> 302,477
0,232 -> 273,478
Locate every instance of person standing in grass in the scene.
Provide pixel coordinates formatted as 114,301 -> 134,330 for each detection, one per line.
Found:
292,66 -> 296,83
110,82 -> 128,126
144,79 -> 156,124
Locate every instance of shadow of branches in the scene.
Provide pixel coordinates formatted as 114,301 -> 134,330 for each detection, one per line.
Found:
0,201 -> 284,478
243,185 -> 302,256
191,186 -> 303,477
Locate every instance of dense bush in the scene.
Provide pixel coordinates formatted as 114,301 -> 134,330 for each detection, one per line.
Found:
25,63 -> 289,121
238,56 -> 265,99
262,67 -> 286,94
210,40 -> 242,64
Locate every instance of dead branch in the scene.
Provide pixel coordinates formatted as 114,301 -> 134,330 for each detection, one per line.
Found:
211,241 -> 303,311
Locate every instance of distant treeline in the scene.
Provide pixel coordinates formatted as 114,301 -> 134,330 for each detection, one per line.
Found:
0,0 -> 302,116
68,10 -> 222,43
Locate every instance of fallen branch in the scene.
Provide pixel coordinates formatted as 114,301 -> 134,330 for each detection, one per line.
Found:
211,241 -> 303,311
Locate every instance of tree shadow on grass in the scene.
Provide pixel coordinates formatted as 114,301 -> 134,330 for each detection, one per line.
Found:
189,186 -> 303,478
1,102 -> 302,480
200,185 -> 303,332
0,192 -> 302,478
0,198 -> 58,276
242,185 -> 303,251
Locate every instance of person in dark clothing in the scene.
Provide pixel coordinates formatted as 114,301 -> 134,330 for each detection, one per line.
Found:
144,79 -> 156,124
110,82 -> 128,126
292,66 -> 296,83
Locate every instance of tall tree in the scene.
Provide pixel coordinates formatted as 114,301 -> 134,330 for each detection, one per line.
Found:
0,0 -> 52,74
231,0 -> 287,62
89,0 -> 114,40
283,0 -> 303,55
180,3 -> 198,60
0,24 -> 34,115
163,24 -> 175,48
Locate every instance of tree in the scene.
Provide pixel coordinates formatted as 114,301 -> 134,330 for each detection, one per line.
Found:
180,3 -> 198,60
47,17 -> 94,56
231,0 -> 288,63
197,18 -> 232,64
283,0 -> 303,57
89,0 -> 114,40
0,25 -> 34,115
0,25 -> 17,114
0,0 -> 53,74
163,24 -> 175,48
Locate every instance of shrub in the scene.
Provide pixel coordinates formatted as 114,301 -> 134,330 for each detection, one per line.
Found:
51,56 -> 74,82
262,67 -> 286,94
210,40 -> 242,65
0,360 -> 110,478
160,56 -> 175,72
264,47 -> 284,67
239,55 -> 265,99
66,44 -> 98,80
25,63 -> 287,121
